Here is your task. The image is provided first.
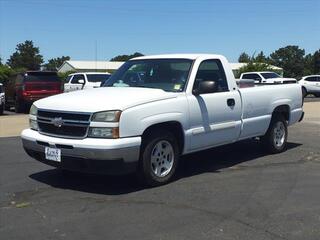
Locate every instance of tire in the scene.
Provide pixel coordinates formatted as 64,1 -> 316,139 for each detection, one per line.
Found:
138,130 -> 179,187
15,98 -> 26,113
261,114 -> 288,154
4,103 -> 11,111
314,93 -> 320,98
0,104 -> 3,115
302,87 -> 307,98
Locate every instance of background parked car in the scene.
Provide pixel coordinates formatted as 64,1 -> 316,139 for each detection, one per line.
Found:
64,72 -> 111,92
240,71 -> 297,84
0,83 -> 5,115
5,71 -> 62,113
299,75 -> 320,97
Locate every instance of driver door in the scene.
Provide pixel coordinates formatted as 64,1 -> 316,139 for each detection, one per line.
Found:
186,59 -> 242,151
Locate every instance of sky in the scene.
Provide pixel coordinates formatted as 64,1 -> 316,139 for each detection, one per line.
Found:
0,0 -> 319,63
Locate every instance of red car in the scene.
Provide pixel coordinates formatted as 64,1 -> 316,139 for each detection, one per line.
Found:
5,71 -> 63,113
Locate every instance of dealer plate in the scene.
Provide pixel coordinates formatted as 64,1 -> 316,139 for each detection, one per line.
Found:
45,147 -> 61,162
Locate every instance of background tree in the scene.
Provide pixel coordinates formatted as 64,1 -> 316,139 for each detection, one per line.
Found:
236,62 -> 279,78
0,57 -> 3,66
311,49 -> 320,74
110,52 -> 144,61
7,40 -> 43,70
0,65 -> 14,84
254,51 -> 268,63
269,45 -> 305,78
238,52 -> 251,63
44,56 -> 70,71
303,53 -> 314,75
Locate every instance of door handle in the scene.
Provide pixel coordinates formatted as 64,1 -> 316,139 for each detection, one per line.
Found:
227,98 -> 235,107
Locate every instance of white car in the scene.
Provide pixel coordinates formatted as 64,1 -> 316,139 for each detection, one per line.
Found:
0,83 -> 4,114
299,75 -> 320,97
21,54 -> 304,186
240,71 -> 297,84
64,72 -> 111,92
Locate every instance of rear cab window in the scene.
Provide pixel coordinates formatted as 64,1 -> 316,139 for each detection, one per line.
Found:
242,73 -> 262,81
24,72 -> 60,82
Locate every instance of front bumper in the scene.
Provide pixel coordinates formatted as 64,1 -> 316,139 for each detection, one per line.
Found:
21,129 -> 141,175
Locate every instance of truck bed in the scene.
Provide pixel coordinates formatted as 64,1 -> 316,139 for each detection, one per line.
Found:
237,83 -> 303,140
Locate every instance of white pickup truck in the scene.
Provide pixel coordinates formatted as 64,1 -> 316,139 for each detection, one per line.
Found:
240,71 -> 297,84
21,54 -> 304,186
64,72 -> 111,92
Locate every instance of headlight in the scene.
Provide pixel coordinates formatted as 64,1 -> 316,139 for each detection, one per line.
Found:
29,119 -> 39,131
29,104 -> 38,116
88,127 -> 119,138
91,110 -> 121,122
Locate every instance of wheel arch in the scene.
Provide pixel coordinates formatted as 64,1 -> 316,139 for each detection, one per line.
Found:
141,121 -> 185,154
272,104 -> 290,122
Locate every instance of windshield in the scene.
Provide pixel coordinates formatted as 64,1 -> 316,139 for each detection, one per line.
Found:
104,59 -> 193,92
25,72 -> 60,82
261,72 -> 281,79
87,74 -> 110,83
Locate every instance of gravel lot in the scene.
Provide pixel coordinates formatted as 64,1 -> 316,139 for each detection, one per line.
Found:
0,101 -> 319,240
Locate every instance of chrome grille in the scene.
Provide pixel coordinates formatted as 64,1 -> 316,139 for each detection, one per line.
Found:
37,110 -> 91,139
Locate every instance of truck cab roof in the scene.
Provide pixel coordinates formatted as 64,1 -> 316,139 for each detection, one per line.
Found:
132,54 -> 225,61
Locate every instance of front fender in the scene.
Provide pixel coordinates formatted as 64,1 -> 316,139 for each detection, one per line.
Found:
119,96 -> 189,138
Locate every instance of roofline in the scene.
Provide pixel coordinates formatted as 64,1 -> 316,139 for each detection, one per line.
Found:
57,61 -> 74,72
132,53 -> 225,61
68,71 -> 111,75
302,75 -> 320,77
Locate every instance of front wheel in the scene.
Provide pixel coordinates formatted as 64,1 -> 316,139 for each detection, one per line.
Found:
261,115 -> 288,153
139,130 -> 179,187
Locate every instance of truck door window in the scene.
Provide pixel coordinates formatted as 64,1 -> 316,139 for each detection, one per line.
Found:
194,59 -> 228,92
242,74 -> 261,81
305,77 -> 317,82
71,74 -> 85,84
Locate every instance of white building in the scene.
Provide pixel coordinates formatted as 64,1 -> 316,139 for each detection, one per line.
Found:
58,60 -> 124,73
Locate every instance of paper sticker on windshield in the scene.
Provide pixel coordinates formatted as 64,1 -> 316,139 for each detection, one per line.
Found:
174,84 -> 181,90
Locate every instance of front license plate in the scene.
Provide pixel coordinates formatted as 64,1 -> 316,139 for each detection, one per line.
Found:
45,147 -> 61,162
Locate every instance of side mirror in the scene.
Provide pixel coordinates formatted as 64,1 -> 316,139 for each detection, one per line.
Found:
193,81 -> 217,95
78,79 -> 85,84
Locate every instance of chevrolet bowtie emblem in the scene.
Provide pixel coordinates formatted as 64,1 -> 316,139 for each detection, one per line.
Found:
52,117 -> 64,128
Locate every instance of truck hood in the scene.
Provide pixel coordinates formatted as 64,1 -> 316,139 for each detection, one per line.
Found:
34,87 -> 179,112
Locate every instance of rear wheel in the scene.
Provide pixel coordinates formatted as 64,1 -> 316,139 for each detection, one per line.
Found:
261,114 -> 288,153
138,130 -> 179,187
15,97 -> 26,113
